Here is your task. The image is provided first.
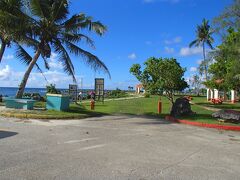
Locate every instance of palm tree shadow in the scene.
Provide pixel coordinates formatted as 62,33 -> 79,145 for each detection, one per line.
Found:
0,131 -> 18,139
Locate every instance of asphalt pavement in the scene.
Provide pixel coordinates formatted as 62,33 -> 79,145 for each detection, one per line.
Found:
0,115 -> 240,180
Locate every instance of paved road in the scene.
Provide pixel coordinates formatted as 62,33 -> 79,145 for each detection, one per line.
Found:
0,115 -> 240,180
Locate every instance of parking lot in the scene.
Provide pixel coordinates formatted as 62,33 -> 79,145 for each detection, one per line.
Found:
0,115 -> 240,180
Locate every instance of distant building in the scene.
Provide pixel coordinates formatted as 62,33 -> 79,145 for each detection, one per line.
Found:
136,84 -> 145,94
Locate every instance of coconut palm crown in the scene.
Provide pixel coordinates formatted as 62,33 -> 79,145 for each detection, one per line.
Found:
15,0 -> 110,98
0,0 -> 27,62
189,18 -> 214,81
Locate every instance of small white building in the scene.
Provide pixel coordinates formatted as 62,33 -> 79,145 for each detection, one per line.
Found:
206,88 -> 238,103
136,84 -> 144,94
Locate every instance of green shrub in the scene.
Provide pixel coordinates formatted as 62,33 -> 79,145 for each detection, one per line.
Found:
107,88 -> 128,98
46,84 -> 61,94
23,93 -> 45,101
144,93 -> 150,98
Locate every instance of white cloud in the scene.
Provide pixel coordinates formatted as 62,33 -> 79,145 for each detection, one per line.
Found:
164,47 -> 175,54
48,52 -> 63,69
128,53 -> 137,60
164,36 -> 182,45
190,67 -> 197,72
180,47 -> 202,56
0,65 -> 11,80
0,65 -> 84,88
197,59 -> 203,65
2,55 -> 14,61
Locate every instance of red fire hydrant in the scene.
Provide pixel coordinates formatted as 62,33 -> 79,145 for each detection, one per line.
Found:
158,100 -> 162,114
90,99 -> 95,110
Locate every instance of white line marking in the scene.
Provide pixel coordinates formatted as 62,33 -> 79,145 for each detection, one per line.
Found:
78,144 -> 106,151
63,137 -> 99,144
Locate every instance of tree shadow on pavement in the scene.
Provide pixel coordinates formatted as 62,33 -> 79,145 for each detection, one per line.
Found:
0,131 -> 18,139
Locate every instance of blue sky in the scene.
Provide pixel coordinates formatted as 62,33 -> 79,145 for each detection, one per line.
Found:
0,0 -> 232,90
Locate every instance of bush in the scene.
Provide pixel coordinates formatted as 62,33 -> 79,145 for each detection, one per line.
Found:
23,93 -> 46,101
144,93 -> 150,98
46,84 -> 61,94
107,88 -> 128,98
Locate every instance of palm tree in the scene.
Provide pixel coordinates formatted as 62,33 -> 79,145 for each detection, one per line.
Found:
0,0 -> 23,62
189,19 -> 214,81
0,0 -> 48,80
15,0 -> 110,98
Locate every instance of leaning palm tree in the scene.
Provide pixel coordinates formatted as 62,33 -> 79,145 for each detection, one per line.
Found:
189,19 -> 214,81
16,0 -> 110,98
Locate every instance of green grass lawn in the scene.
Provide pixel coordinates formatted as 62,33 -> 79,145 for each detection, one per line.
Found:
0,103 -> 106,119
93,96 -> 172,117
191,96 -> 240,110
180,96 -> 240,126
0,96 -> 171,119
0,95 -> 239,126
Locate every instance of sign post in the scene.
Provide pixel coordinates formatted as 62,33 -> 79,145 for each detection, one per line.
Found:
95,78 -> 104,103
69,84 -> 78,103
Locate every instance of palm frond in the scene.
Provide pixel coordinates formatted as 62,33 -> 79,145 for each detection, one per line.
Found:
30,0 -> 49,18
62,33 -> 95,48
88,21 -> 107,36
206,40 -> 214,50
15,44 -> 48,82
51,0 -> 69,23
63,13 -> 107,36
42,57 -> 50,70
53,40 -> 76,82
64,41 -> 111,78
189,39 -> 198,47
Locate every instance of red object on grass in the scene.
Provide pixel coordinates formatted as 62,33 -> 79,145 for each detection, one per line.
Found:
211,98 -> 223,104
90,100 -> 95,110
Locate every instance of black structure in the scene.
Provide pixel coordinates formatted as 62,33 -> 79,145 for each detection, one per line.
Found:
95,78 -> 104,102
69,84 -> 78,102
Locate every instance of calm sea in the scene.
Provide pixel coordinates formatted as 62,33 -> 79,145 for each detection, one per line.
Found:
0,87 -> 111,97
0,87 -> 49,97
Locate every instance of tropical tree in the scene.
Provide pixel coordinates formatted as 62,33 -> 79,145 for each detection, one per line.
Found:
0,0 -> 52,83
206,28 -> 240,93
15,0 -> 110,98
130,57 -> 188,105
189,19 -> 214,81
197,57 -> 213,80
213,0 -> 240,36
190,74 -> 202,96
0,0 -> 26,62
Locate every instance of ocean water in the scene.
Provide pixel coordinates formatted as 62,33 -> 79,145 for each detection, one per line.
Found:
0,87 -> 48,97
0,87 -> 95,97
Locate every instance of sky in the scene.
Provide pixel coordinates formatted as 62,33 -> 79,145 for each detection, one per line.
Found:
0,0 -> 232,90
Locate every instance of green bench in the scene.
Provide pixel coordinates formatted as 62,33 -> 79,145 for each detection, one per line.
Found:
3,98 -> 36,110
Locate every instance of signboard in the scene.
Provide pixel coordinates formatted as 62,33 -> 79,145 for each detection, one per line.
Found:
69,84 -> 78,102
95,78 -> 104,102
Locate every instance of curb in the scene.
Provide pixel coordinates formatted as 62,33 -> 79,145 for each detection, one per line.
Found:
165,116 -> 240,131
0,112 -> 88,120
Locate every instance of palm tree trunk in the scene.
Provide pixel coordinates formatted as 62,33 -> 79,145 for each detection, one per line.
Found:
16,49 -> 41,98
0,41 -> 6,63
202,42 -> 207,81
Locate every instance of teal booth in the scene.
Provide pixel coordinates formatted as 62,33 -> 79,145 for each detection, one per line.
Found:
46,94 -> 70,111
